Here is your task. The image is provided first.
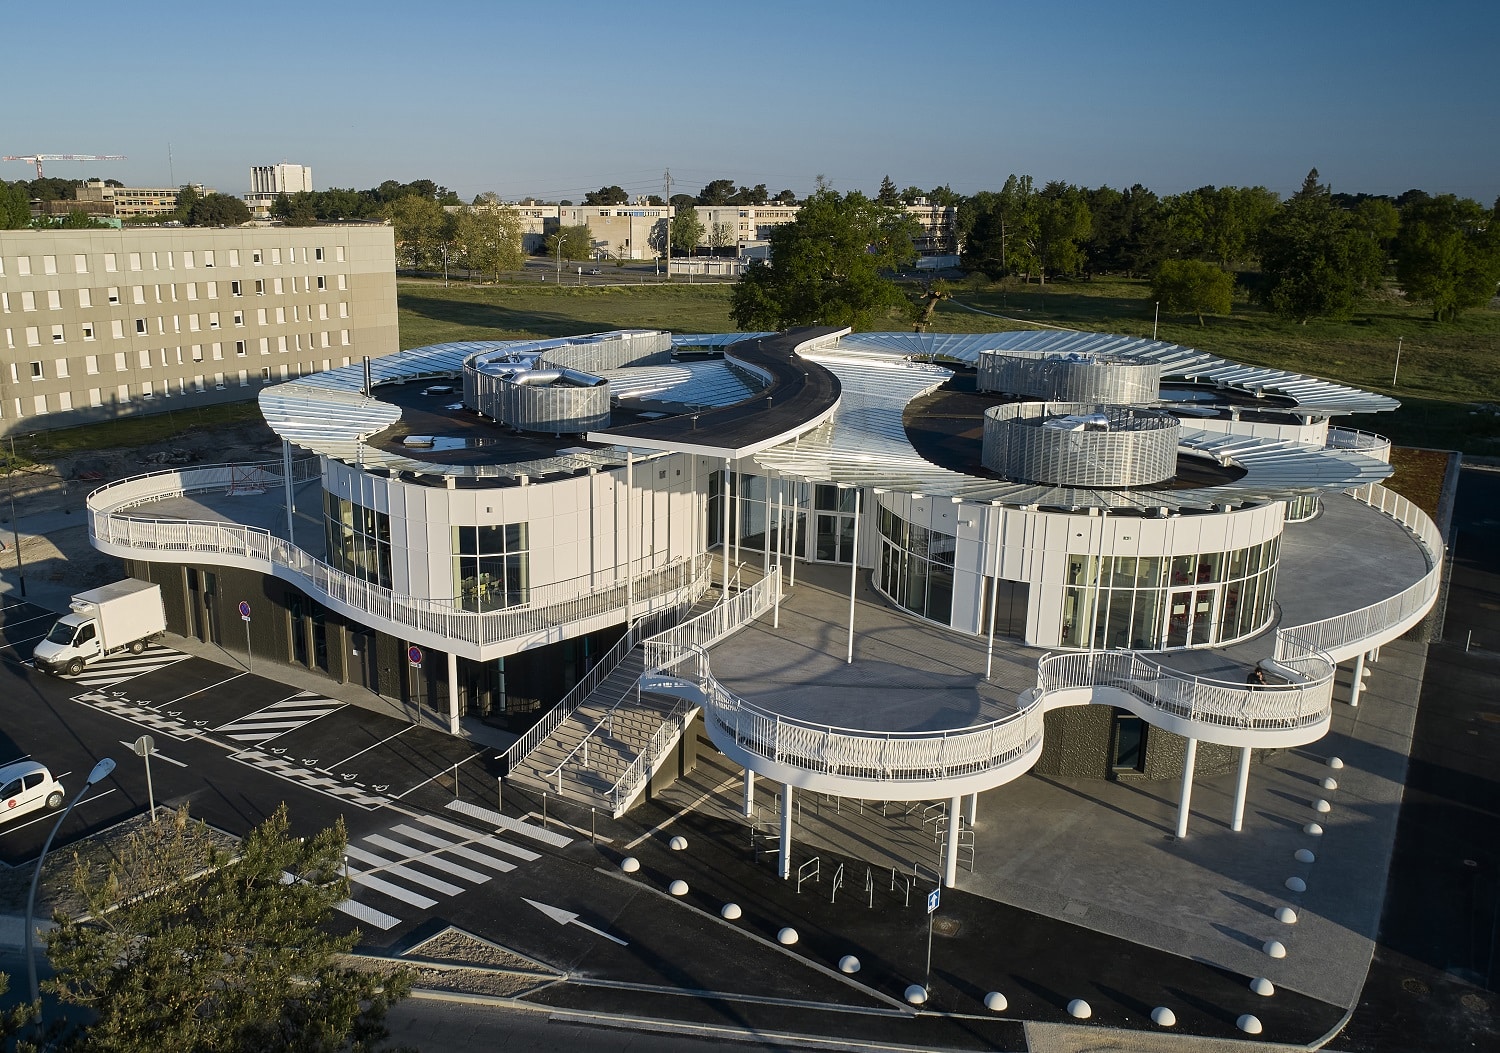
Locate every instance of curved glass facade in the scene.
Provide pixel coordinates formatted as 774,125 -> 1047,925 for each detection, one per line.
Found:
323,492 -> 392,589
876,507 -> 955,625
1060,538 -> 1279,650
1285,494 -> 1321,522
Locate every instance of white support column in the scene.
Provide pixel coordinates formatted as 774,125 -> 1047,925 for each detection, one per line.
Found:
743,768 -> 755,818
282,438 -> 295,545
943,795 -> 961,888
1230,746 -> 1252,832
732,468 -> 742,572
1176,738 -> 1198,839
846,488 -> 861,665
779,784 -> 793,879
788,482 -> 798,587
625,452 -> 635,623
985,569 -> 1000,680
446,650 -> 460,736
773,483 -> 783,629
762,476 -> 771,574
720,459 -> 732,591
964,792 -> 977,825
1349,652 -> 1365,707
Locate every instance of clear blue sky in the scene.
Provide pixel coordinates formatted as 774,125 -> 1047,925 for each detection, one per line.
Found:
9,0 -> 1498,203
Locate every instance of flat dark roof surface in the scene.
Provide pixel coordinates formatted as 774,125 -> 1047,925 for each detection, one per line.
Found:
590,327 -> 843,454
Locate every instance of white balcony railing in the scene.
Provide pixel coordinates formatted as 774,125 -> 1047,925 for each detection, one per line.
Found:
1325,427 -> 1393,463
87,461 -> 710,657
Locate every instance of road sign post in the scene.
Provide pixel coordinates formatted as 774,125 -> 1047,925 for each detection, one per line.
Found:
133,734 -> 156,820
925,886 -> 940,994
239,601 -> 252,670
408,645 -> 423,668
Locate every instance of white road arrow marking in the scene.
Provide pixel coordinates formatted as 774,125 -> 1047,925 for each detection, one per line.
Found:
523,898 -> 628,946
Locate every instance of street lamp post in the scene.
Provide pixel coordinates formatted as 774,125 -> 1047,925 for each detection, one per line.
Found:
554,231 -> 570,284
1153,301 -> 1160,340
27,757 -> 116,1005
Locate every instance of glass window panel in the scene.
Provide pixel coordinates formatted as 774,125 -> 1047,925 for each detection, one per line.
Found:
930,533 -> 956,566
1196,552 -> 1223,583
1110,556 -> 1137,587
1227,547 -> 1248,580
1135,556 -> 1162,588
928,564 -> 954,625
1170,555 -> 1194,585
1104,589 -> 1133,649
1131,588 -> 1164,650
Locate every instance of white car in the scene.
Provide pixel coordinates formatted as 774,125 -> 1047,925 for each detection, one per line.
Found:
0,761 -> 64,825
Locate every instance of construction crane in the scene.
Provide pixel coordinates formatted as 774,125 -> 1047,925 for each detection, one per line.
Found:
3,154 -> 127,179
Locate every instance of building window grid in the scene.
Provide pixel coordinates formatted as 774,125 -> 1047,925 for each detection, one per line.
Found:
452,524 -> 530,612
876,507 -> 956,625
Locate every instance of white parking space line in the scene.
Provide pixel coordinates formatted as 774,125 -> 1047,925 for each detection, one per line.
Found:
389,824 -> 517,873
0,788 -> 117,837
162,671 -> 247,707
343,845 -> 465,897
0,614 -> 59,632
116,741 -> 188,767
329,725 -> 413,769
345,866 -> 437,909
364,835 -> 490,883
417,812 -> 543,862
336,898 -> 401,931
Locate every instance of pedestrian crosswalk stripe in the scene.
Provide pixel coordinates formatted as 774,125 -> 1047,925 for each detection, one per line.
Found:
343,845 -> 465,897
215,694 -> 343,744
417,812 -> 542,862
364,835 -> 491,884
445,799 -> 573,848
389,824 -> 517,873
336,898 -> 402,931
345,866 -> 438,909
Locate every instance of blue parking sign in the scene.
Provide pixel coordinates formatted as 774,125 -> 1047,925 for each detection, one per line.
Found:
927,887 -> 941,914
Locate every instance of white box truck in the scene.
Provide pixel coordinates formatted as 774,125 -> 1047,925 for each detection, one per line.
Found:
32,579 -> 167,677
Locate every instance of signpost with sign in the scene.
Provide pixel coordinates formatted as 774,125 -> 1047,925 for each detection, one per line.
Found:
408,645 -> 423,669
239,600 -> 252,669
133,734 -> 156,820
924,885 -> 941,994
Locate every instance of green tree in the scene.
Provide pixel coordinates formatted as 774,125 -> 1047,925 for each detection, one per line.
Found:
696,179 -> 737,205
1,181 -> 33,228
1256,169 -> 1383,322
57,209 -> 109,229
876,176 -> 899,206
383,195 -> 447,269
1165,186 -> 1279,269
547,222 -> 592,262
707,221 -> 736,253
961,175 -> 1039,279
583,185 -> 630,205
730,181 -> 918,331
455,202 -> 525,281
1152,259 -> 1235,325
173,185 -> 201,224
1394,193 -> 1500,321
670,208 -> 704,255
1034,181 -> 1093,282
46,805 -> 411,1053
773,189 -> 797,205
187,193 -> 251,227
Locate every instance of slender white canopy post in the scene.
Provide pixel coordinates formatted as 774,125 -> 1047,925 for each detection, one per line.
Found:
779,784 -> 794,879
846,487 -> 861,665
626,451 -> 635,622
1230,746 -> 1252,832
1176,738 -> 1198,839
943,795 -> 962,887
446,651 -> 460,735
1349,652 -> 1365,706
720,457 -> 731,588
743,768 -> 755,818
773,483 -> 784,628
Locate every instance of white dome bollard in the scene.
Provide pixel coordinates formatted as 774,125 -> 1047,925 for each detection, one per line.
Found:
983,991 -> 1008,1011
777,927 -> 799,945
1250,976 -> 1276,996
905,984 -> 927,1005
1238,1014 -> 1264,1035
1151,1006 -> 1177,1027
838,955 -> 861,974
1304,822 -> 1324,836
1067,999 -> 1092,1019
669,835 -> 689,851
1313,799 -> 1332,813
668,879 -> 689,896
1285,876 -> 1307,893
720,902 -> 742,920
1321,777 -> 1339,791
1327,757 -> 1344,770
619,856 -> 640,873
1263,939 -> 1287,959
1295,848 -> 1317,864
1275,907 -> 1298,925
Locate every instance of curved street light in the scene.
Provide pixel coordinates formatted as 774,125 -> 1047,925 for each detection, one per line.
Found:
554,230 -> 570,284
26,756 -> 116,1004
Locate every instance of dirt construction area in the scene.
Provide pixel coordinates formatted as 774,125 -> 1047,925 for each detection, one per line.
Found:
0,416 -> 284,599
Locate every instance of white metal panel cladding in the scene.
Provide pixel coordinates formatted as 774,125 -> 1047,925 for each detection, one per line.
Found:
977,351 -> 1162,404
840,331 -> 1398,416
753,350 -> 1391,510
601,360 -> 762,406
983,403 -> 1180,487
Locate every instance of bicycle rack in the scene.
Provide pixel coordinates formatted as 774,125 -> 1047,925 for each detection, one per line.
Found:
830,862 -> 845,903
797,856 -> 820,893
864,866 -> 875,909
891,866 -> 912,908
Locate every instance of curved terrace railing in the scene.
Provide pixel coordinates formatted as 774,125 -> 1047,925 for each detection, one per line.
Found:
1325,427 -> 1393,463
1034,648 -> 1332,733
1273,481 -> 1443,662
88,462 -> 710,654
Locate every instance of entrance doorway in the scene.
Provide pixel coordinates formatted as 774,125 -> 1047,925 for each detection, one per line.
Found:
1111,711 -> 1147,773
1165,588 -> 1216,648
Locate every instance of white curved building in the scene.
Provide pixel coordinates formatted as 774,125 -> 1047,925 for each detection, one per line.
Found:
86,326 -> 1441,886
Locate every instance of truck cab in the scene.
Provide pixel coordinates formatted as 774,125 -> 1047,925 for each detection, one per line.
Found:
34,615 -> 106,676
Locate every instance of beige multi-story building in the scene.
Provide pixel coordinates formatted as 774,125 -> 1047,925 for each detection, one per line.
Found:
245,163 -> 314,218
74,180 -> 213,217
0,225 -> 397,434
